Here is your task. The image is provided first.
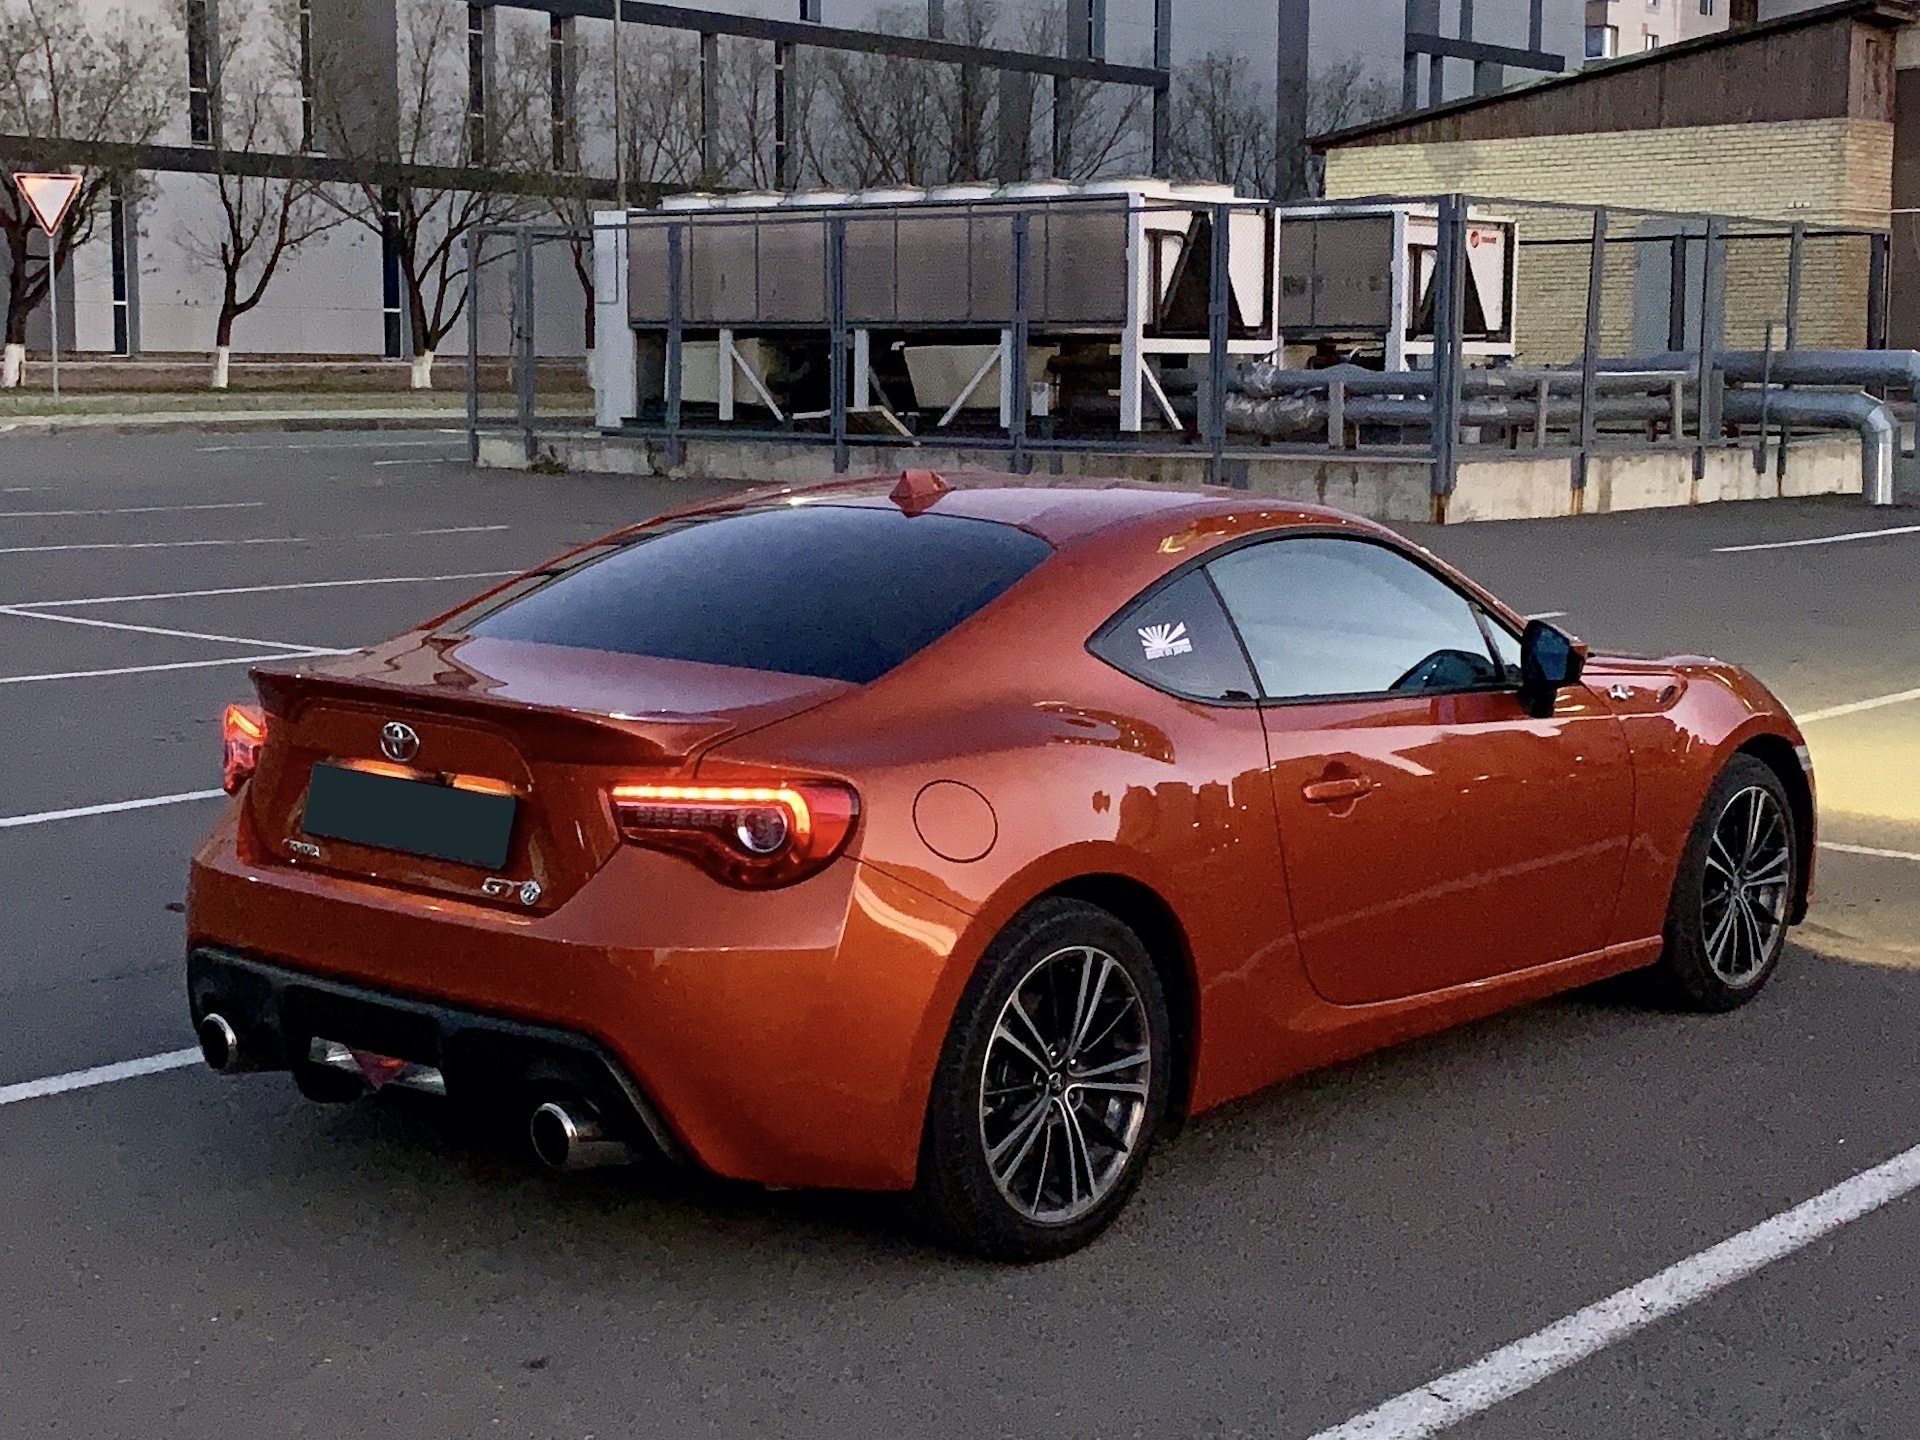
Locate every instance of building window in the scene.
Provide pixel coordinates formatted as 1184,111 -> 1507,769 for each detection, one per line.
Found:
549,17 -> 575,171
109,179 -> 132,357
467,4 -> 488,164
298,0 -> 315,152
1645,32 -> 1661,47
1585,24 -> 1618,58
1699,0 -> 1715,13
186,0 -> 217,147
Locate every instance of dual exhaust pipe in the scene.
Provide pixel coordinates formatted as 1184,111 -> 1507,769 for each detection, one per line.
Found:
200,1011 -> 635,1171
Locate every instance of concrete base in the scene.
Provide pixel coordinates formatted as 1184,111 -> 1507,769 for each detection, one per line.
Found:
477,431 -> 1869,524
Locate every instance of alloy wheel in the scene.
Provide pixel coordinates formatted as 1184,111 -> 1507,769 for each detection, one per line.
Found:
978,944 -> 1152,1226
1701,784 -> 1793,986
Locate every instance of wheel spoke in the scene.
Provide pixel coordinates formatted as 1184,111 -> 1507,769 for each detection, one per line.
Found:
1069,1096 -> 1133,1154
1073,1079 -> 1149,1101
987,1094 -> 1049,1171
990,1021 -> 1049,1077
1706,897 -> 1739,972
1059,1102 -> 1094,1209
1745,850 -> 1791,887
1030,1114 -> 1055,1214
1068,955 -> 1115,1061
1072,1045 -> 1151,1080
1006,995 -> 1054,1065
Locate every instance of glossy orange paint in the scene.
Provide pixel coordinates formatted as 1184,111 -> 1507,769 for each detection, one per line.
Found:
187,475 -> 1814,1191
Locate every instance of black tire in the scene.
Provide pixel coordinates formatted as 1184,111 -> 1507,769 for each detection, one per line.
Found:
1650,754 -> 1800,1013
915,897 -> 1172,1262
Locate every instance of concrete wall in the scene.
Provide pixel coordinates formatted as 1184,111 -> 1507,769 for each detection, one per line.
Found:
477,432 -> 1867,524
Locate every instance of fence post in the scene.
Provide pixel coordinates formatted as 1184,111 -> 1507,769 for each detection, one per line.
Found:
666,221 -> 684,467
1694,214 -> 1723,482
465,230 -> 481,467
1785,221 -> 1805,350
1577,207 -> 1606,494
1869,230 -> 1890,351
829,213 -> 849,474
515,224 -> 537,464
1010,210 -> 1031,474
1207,202 -> 1231,486
1431,194 -> 1467,514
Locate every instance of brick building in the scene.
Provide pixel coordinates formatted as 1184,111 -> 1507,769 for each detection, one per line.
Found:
1317,0 -> 1916,360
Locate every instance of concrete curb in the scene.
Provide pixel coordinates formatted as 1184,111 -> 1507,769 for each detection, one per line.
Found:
0,411 -> 469,439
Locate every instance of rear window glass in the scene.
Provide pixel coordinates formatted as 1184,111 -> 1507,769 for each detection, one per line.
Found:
463,504 -> 1052,685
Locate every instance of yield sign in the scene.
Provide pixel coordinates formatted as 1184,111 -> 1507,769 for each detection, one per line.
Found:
14,172 -> 82,236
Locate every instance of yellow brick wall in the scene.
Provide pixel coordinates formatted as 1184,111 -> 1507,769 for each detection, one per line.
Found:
1323,120 -> 1889,360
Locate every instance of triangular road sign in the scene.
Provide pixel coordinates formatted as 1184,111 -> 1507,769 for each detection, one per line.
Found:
14,172 -> 82,236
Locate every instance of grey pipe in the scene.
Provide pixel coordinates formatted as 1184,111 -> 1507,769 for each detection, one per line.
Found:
1720,388 -> 1896,506
1603,349 -> 1920,393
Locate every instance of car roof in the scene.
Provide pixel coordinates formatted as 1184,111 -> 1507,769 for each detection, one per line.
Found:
646,471 -> 1377,549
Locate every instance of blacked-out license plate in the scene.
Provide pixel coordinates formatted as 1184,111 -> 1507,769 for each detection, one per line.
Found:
302,763 -> 517,870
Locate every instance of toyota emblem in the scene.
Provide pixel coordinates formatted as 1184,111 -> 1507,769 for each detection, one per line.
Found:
379,721 -> 421,764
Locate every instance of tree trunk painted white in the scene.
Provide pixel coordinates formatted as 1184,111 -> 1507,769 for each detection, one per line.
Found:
410,351 -> 435,389
210,347 -> 231,390
1,343 -> 23,389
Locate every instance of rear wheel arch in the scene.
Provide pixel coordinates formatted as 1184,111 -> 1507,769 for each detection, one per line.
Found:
1735,733 -> 1814,923
1040,874 -> 1197,1127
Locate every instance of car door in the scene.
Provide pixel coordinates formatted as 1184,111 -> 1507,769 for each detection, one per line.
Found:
1206,534 -> 1635,1006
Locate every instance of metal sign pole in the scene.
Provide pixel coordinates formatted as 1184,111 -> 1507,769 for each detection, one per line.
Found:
49,260 -> 59,400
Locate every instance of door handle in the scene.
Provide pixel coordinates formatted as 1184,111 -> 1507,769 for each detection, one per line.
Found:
1302,775 -> 1374,805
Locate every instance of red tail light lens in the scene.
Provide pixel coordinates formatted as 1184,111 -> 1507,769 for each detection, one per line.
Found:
222,703 -> 267,794
609,781 -> 859,888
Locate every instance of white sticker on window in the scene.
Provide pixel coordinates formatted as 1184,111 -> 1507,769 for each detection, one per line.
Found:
1138,622 -> 1193,661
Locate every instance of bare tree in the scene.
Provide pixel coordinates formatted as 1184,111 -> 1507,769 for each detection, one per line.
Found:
308,0 -> 536,388
0,1 -> 173,386
182,0 -> 342,389
1168,54 -> 1275,195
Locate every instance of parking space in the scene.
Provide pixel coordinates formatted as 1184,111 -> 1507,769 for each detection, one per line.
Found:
1,437 -> 1917,1437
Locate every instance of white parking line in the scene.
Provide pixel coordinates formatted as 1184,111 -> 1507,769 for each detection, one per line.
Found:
0,652 -> 336,686
372,457 -> 456,467
0,501 -> 267,520
1714,524 -> 1920,554
1309,1141 -> 1920,1440
0,789 -> 226,829
1822,841 -> 1920,864
0,524 -> 507,557
0,604 -> 344,653
8,571 -> 518,609
1798,687 -> 1920,724
0,1049 -> 203,1107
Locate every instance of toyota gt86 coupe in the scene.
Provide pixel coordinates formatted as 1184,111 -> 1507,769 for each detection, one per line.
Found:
188,472 -> 1814,1260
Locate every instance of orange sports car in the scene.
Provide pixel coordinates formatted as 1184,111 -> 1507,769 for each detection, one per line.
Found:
188,473 -> 1814,1260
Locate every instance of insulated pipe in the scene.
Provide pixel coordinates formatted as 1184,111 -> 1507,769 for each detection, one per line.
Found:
1225,392 -> 1685,435
1720,388 -> 1897,506
1600,349 -> 1920,393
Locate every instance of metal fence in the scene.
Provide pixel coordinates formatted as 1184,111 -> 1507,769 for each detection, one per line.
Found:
468,191 -> 1895,498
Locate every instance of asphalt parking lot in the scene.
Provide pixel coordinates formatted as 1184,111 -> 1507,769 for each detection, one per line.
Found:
1,432 -> 1917,1439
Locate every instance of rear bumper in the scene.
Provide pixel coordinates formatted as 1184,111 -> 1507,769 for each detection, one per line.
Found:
187,799 -> 976,1190
189,947 -> 681,1158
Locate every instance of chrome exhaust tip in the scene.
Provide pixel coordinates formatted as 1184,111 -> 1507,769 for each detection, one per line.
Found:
197,1013 -> 242,1073
530,1099 -> 634,1171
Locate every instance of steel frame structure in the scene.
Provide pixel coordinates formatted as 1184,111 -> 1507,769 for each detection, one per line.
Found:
483,0 -> 1176,182
1402,0 -> 1564,110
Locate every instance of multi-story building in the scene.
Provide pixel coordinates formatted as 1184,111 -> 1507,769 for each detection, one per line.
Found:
24,1 -> 1583,367
1585,0 -> 1732,59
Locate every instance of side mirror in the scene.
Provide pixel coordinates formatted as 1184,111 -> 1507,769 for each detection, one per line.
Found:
1519,620 -> 1588,719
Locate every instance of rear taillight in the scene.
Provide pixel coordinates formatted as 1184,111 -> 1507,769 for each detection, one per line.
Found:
609,781 -> 859,889
222,704 -> 266,794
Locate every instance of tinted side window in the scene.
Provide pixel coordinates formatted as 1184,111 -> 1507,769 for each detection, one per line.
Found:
465,505 -> 1052,685
1090,570 -> 1258,702
1206,537 -> 1501,700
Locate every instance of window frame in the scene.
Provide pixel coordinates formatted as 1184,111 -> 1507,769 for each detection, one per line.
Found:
1088,527 -> 1528,709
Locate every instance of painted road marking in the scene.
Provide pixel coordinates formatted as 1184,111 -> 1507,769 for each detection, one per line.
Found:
0,1050 -> 202,1107
1715,524 -> 1920,554
0,652 -> 336,686
0,524 -> 507,557
0,789 -> 225,829
0,501 -> 268,519
372,457 -> 457,467
1798,687 -> 1920,724
0,604 -> 343,653
1822,841 -> 1920,864
1308,1141 -> 1920,1440
8,571 -> 518,609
